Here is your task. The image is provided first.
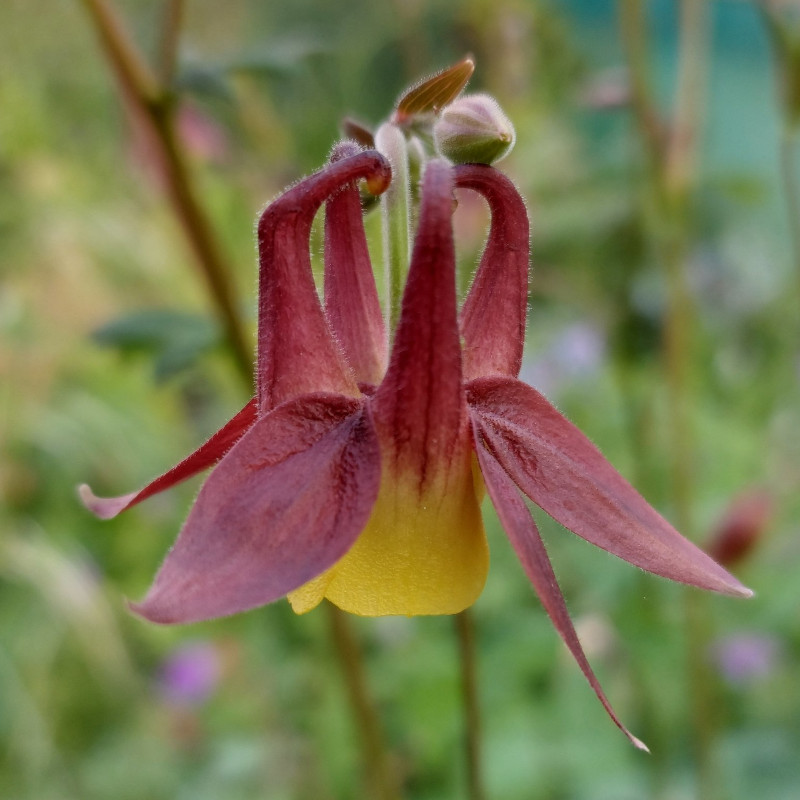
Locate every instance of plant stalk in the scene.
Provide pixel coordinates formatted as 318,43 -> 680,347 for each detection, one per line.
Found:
780,121 -> 800,295
327,605 -> 402,800
158,0 -> 185,88
375,122 -> 412,334
620,1 -> 719,797
80,0 -> 252,378
455,609 -> 486,800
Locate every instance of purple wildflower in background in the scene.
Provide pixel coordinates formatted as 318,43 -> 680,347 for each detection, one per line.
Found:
711,633 -> 780,685
158,640 -> 221,706
520,321 -> 606,397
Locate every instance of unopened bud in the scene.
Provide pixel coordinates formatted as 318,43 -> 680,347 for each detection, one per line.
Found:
707,490 -> 772,568
434,94 -> 515,165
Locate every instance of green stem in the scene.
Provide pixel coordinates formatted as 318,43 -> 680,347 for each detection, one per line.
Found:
620,1 -> 719,796
455,610 -> 486,800
619,0 -> 664,170
148,107 -> 254,380
666,2 -> 719,797
158,0 -> 185,88
326,605 -> 402,800
665,0 -> 708,199
375,122 -> 411,334
780,121 -> 800,294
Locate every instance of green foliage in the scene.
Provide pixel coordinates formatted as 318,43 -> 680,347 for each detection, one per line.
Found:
92,309 -> 220,382
1,1 -> 799,799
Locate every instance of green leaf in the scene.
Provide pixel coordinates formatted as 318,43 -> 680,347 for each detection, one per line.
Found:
92,309 -> 220,382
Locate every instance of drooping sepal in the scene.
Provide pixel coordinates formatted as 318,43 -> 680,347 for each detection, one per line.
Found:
474,437 -> 648,751
131,393 -> 381,624
468,376 -> 753,598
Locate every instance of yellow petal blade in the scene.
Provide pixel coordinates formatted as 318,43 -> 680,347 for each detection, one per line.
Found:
288,448 -> 487,617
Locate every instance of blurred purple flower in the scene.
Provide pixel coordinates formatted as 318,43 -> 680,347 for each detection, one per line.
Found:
521,322 -> 606,396
158,640 -> 221,706
711,633 -> 780,685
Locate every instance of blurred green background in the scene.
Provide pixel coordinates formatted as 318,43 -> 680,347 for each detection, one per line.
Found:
1,1 -> 799,798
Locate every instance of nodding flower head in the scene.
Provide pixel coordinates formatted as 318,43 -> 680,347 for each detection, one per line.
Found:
80,61 -> 751,751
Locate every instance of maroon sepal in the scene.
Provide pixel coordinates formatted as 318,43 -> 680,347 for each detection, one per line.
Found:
468,376 -> 752,598
131,393 -> 380,624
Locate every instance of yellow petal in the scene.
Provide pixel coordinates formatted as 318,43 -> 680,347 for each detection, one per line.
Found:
287,570 -> 333,614
288,448 -> 488,616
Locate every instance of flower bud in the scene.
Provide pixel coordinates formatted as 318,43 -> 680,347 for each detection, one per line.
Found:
434,93 -> 515,165
706,490 -> 772,568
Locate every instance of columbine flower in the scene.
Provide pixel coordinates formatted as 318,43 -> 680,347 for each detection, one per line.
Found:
81,79 -> 751,748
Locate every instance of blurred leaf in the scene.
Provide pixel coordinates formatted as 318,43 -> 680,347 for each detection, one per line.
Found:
176,63 -> 235,102
92,309 -> 220,382
177,36 -> 326,101
226,36 -> 327,76
1,531 -> 137,692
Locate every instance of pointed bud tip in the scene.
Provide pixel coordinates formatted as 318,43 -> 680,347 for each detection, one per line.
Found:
434,93 -> 516,165
630,734 -> 650,753
394,55 -> 475,122
340,117 -> 375,149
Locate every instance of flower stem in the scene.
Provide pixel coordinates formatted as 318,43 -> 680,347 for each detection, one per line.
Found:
158,0 -> 185,88
619,0 -> 664,174
664,5 -> 719,794
326,604 -> 402,800
79,0 -> 252,379
455,609 -> 486,800
780,121 -> 800,296
620,1 -> 719,795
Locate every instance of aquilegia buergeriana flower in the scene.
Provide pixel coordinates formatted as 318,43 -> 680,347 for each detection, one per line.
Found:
81,67 -> 751,749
